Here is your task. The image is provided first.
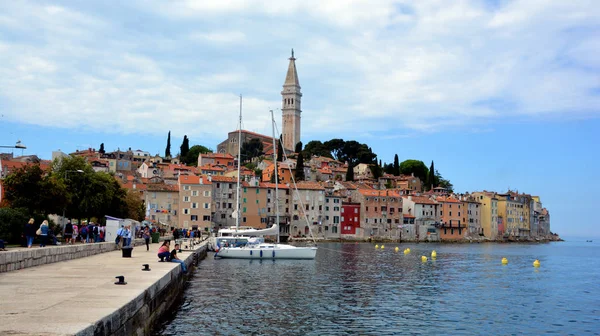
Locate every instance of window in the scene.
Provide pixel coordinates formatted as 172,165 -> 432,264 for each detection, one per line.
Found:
354,208 -> 358,213
217,183 -> 221,188
334,207 -> 340,211
191,215 -> 198,221
203,215 -> 211,221
221,214 -> 226,219
294,204 -> 298,210
334,216 -> 339,224
243,198 -> 247,203
184,186 -> 190,191
184,196 -> 190,202
305,204 -> 309,211
204,203 -> 210,209
256,189 -> 260,194
183,208 -> 190,215
243,217 -> 247,223
244,187 -> 247,193
243,207 -> 247,213
192,203 -> 198,209
204,190 -> 210,197
192,191 -> 198,196
326,199 -> 330,203
326,206 -> 330,211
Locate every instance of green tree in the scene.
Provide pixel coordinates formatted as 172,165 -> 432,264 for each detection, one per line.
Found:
2,164 -> 68,216
346,163 -> 354,182
277,135 -> 284,162
184,145 -> 212,166
428,161 -> 436,190
241,138 -> 264,163
294,141 -> 303,154
124,190 -> 145,221
295,150 -> 305,181
0,208 -> 30,244
99,143 -> 105,154
393,154 -> 400,176
435,170 -> 454,192
383,162 -> 395,175
369,163 -> 383,180
165,131 -> 171,158
180,135 -> 190,160
324,138 -> 345,161
399,159 -> 429,183
303,140 -> 332,158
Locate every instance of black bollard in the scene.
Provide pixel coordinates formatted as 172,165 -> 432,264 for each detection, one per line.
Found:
142,264 -> 151,271
114,276 -> 127,285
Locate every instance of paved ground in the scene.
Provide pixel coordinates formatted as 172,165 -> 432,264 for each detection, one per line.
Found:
0,242 -> 200,336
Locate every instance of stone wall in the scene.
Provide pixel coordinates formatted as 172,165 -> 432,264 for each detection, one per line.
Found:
77,243 -> 208,336
0,236 -> 173,273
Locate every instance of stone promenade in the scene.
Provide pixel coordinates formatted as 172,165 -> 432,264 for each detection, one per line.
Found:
0,241 -> 207,335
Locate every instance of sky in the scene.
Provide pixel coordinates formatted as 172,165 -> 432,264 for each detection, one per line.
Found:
0,0 -> 599,238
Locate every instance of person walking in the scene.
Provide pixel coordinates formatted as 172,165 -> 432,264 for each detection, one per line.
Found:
86,222 -> 94,244
123,225 -> 132,247
142,226 -> 151,251
157,241 -> 170,261
80,224 -> 88,244
24,218 -> 36,248
115,224 -> 124,248
0,239 -> 6,251
64,221 -> 73,245
72,223 -> 79,244
39,220 -> 50,247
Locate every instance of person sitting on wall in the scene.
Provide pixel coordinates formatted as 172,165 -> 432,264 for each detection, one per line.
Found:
0,239 -> 6,251
157,241 -> 170,262
170,244 -> 187,273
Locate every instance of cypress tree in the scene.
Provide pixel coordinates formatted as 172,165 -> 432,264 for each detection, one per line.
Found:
295,152 -> 305,181
428,160 -> 436,190
165,131 -> 171,158
346,162 -> 354,182
393,154 -> 400,176
277,135 -> 283,162
294,141 -> 303,154
99,143 -> 105,154
180,135 -> 190,160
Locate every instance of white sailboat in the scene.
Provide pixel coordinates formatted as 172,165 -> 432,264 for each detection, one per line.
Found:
215,110 -> 317,260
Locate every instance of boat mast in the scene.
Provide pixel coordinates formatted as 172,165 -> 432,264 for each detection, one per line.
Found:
235,94 -> 242,231
270,110 -> 280,244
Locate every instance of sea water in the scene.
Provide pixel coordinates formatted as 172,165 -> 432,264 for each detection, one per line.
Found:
154,240 -> 600,335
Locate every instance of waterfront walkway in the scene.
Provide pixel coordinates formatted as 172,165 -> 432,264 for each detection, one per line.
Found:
0,242 -> 205,335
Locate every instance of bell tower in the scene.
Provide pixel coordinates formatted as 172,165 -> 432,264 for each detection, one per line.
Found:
281,49 -> 302,151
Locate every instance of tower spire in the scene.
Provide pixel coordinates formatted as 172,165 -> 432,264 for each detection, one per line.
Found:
281,49 -> 302,151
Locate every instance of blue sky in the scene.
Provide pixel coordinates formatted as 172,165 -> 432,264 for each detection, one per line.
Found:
1,1 -> 599,237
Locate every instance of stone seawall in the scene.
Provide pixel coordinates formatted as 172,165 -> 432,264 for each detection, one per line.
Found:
77,243 -> 208,336
0,236 -> 172,273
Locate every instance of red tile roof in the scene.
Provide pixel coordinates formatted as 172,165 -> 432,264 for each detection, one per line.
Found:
259,182 -> 290,189
210,176 -> 237,183
295,181 -> 324,190
405,196 -> 438,205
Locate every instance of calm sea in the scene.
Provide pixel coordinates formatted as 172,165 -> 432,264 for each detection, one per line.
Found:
154,240 -> 600,335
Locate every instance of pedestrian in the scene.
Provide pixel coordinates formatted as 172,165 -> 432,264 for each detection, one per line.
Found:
38,220 -> 49,247
123,225 -> 132,247
86,222 -> 94,243
0,239 -> 6,251
170,244 -> 187,273
24,218 -> 36,248
80,224 -> 88,244
64,221 -> 73,245
142,226 -> 151,251
72,224 -> 79,244
157,241 -> 170,261
93,223 -> 100,243
115,224 -> 124,248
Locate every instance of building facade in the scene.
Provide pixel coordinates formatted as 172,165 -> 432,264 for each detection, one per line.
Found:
178,175 -> 212,231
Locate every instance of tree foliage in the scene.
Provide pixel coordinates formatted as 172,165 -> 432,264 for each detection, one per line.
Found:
294,141 -> 303,154
165,131 -> 171,158
393,154 -> 400,176
241,138 -> 264,163
295,150 -> 305,181
303,140 -> 332,159
2,164 -> 68,215
99,143 -> 105,154
277,135 -> 284,162
369,163 -> 383,180
428,161 -> 436,190
435,170 -> 453,192
0,207 -> 30,244
183,145 -> 212,166
180,135 -> 190,159
346,163 -> 354,182
399,159 -> 429,183
124,190 -> 145,221
383,162 -> 395,175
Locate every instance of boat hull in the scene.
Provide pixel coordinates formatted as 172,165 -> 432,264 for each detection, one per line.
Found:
217,245 -> 317,259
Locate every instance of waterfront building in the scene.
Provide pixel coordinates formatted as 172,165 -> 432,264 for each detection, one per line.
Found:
539,208 -> 551,237
209,175 -> 238,232
239,178 -> 268,229
496,192 -> 528,238
143,183 -> 179,228
197,153 -> 235,168
436,196 -> 465,241
351,189 -> 403,240
465,197 -> 482,236
402,196 -> 440,241
323,191 -> 342,239
178,175 -> 212,231
340,202 -> 361,238
472,191 -> 500,240
262,182 -> 291,238
290,182 -> 325,237
531,196 -> 543,238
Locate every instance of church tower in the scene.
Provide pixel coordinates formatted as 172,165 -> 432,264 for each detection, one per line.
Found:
281,49 -> 302,151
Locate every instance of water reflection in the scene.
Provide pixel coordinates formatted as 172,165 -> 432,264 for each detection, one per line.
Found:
154,241 -> 600,336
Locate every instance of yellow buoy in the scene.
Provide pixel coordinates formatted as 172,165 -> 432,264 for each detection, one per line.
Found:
501,257 -> 508,265
431,250 -> 437,258
404,249 -> 409,255
421,256 -> 428,262
533,260 -> 540,267
375,244 -> 379,249
395,247 -> 399,252
381,245 -> 385,249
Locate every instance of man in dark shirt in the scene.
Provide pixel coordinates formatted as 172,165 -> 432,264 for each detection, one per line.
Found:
170,244 -> 187,273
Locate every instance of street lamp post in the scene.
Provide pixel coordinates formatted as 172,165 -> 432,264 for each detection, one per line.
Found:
62,169 -> 84,228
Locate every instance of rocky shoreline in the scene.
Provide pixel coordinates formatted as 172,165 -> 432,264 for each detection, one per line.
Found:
288,235 -> 563,244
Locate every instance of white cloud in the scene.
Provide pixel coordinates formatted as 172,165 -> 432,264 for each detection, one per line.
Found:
0,0 -> 599,145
